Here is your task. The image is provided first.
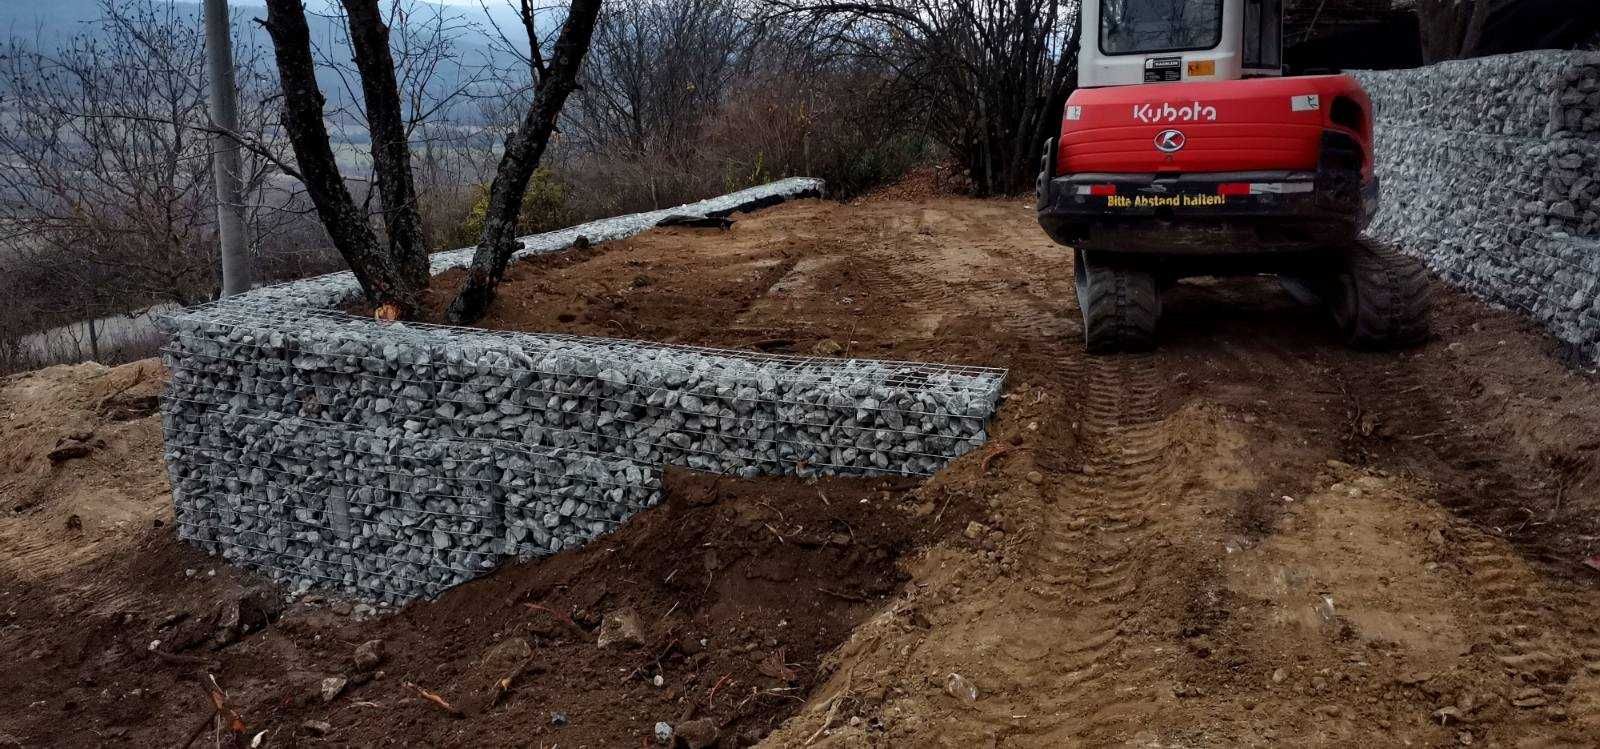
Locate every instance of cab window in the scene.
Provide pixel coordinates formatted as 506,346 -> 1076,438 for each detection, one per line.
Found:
1242,0 -> 1283,70
1100,0 -> 1225,55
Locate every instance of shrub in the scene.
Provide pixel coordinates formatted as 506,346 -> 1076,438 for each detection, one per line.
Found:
458,167 -> 578,245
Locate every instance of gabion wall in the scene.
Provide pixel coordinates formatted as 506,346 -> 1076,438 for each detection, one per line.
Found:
1355,52 -> 1600,359
159,180 -> 1008,601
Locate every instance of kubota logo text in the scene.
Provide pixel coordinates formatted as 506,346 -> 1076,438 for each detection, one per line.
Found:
1132,101 -> 1218,124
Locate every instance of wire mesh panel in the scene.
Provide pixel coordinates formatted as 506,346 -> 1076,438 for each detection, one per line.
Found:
240,178 -> 826,312
158,180 -> 1008,601
1355,53 -> 1600,360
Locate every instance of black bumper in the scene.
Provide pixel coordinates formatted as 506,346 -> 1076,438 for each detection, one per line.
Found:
1036,140 -> 1378,255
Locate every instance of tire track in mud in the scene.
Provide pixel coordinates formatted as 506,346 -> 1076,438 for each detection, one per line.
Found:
1030,354 -> 1174,740
887,222 -> 1186,740
791,209 -> 1185,742
976,352 -> 1182,744
855,223 -> 1183,740
797,216 -> 1173,742
1333,353 -> 1600,736
863,258 -> 1072,344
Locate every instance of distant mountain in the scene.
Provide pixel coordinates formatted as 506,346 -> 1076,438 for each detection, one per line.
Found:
1,0 -> 534,123
0,0 -> 115,43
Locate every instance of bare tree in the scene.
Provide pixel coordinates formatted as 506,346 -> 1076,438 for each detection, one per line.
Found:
572,1 -> 752,153
447,0 -> 604,324
341,0 -> 431,288
769,0 -> 1080,196
314,0 -> 496,218
553,0 -> 754,207
1416,0 -> 1492,62
0,0 -> 287,329
262,0 -> 428,316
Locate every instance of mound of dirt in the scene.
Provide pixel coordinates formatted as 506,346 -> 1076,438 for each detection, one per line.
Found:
246,469 -> 975,747
0,359 -> 169,584
0,446 -> 979,746
853,165 -> 969,203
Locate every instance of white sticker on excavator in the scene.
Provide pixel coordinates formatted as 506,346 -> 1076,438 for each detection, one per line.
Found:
1292,94 -> 1321,112
1066,105 -> 1083,121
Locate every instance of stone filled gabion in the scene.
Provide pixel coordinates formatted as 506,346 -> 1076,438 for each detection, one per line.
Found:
158,179 -> 1008,601
1354,52 -> 1600,360
241,177 -> 825,311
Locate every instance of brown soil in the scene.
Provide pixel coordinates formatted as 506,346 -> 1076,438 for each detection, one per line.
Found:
7,194 -> 1600,747
0,360 -> 978,747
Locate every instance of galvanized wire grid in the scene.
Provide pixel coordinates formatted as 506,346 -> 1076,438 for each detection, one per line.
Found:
1359,55 -> 1600,363
161,301 -> 1007,389
229,177 -> 826,313
159,177 -> 1006,600
163,290 -> 1005,602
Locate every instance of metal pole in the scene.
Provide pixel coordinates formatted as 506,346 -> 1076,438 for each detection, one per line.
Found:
205,0 -> 252,296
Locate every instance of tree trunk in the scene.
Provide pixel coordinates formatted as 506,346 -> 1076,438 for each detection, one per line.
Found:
1459,0 -> 1492,58
341,0 -> 430,289
446,0 -> 602,325
1027,32 -> 1080,186
1417,0 -> 1474,62
262,0 -> 422,316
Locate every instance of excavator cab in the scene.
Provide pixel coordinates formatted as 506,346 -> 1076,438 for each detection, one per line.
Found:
1083,0 -> 1281,86
1037,0 -> 1427,353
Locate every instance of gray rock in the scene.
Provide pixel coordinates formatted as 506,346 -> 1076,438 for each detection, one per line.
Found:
320,676 -> 348,703
596,607 -> 646,650
156,178 -> 1007,603
1354,51 -> 1600,363
353,639 -> 385,672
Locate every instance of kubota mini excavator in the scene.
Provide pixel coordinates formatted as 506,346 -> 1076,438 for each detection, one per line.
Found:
1037,0 -> 1428,352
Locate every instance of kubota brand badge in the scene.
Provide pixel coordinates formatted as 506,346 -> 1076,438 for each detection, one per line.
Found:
1132,101 -> 1219,124
1155,130 -> 1186,153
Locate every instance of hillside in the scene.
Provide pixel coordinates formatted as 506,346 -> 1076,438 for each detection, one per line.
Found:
4,194 -> 1600,745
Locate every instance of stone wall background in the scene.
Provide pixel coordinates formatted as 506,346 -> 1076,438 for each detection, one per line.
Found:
1355,51 -> 1600,360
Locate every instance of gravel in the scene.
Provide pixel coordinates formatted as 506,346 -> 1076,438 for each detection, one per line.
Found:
158,179 -> 1008,601
1355,51 -> 1600,360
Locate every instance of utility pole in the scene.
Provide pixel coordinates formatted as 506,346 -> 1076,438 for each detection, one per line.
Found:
205,0 -> 252,296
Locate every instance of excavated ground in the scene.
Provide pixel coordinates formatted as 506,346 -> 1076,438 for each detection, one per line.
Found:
5,190 -> 1600,747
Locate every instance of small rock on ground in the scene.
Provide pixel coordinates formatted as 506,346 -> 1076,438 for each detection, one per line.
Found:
597,607 -> 646,649
675,718 -> 718,749
353,639 -> 386,672
319,676 -> 347,703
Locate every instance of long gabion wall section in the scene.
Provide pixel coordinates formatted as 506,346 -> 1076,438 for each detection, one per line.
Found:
159,180 -> 1008,601
1354,52 -> 1600,359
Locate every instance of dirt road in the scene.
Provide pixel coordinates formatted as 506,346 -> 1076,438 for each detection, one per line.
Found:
5,190 -> 1600,746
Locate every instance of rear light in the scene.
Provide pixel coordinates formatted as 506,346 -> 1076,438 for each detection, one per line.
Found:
1217,183 -> 1251,196
1088,184 -> 1118,196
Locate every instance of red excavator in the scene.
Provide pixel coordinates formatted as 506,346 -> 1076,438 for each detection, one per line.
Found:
1037,0 -> 1428,352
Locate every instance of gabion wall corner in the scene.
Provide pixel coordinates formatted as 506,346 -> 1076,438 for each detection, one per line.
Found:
158,179 -> 1008,601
